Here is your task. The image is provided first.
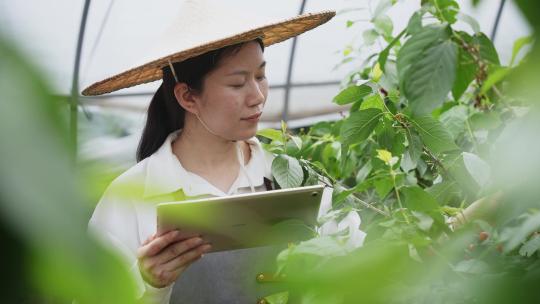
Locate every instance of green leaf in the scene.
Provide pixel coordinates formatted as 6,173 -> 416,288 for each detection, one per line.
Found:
404,40 -> 458,114
0,40 -> 139,303
519,235 -> 540,257
432,0 -> 460,24
340,142 -> 350,176
374,176 -> 394,199
390,128 -> 406,156
374,14 -> 393,37
322,141 -> 340,165
453,259 -> 490,274
401,186 -> 440,212
469,111 -> 502,130
333,84 -> 373,105
397,25 -> 449,81
406,11 -> 423,35
426,180 -> 461,204
340,109 -> 383,146
442,153 -> 481,195
257,128 -> 283,142
332,184 -> 357,207
400,150 -> 417,172
411,115 -> 459,154
480,67 -> 510,94
363,29 -> 379,46
510,35 -> 533,66
462,152 -> 491,189
504,213 -> 540,252
264,291 -> 289,304
474,33 -> 500,66
378,29 -> 406,70
376,120 -> 396,151
290,135 -> 302,150
439,105 -> 468,138
271,154 -> 304,189
373,0 -> 396,19
356,160 -> 372,183
452,45 -> 478,100
359,94 -> 385,111
412,211 -> 435,231
303,163 -> 320,186
457,12 -> 480,33
407,132 -> 423,164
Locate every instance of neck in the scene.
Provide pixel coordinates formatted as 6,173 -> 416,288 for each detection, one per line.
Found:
171,114 -> 241,173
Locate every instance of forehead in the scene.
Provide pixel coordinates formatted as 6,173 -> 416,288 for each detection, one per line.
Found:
214,41 -> 265,72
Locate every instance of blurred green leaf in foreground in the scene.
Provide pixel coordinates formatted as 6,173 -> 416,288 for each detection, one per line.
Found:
0,35 -> 137,303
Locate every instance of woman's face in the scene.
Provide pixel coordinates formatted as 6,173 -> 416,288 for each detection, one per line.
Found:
193,41 -> 268,140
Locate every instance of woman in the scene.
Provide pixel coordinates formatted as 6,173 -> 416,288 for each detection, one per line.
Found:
84,2 -> 363,303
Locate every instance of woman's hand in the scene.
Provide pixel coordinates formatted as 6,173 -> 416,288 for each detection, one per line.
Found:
137,230 -> 212,288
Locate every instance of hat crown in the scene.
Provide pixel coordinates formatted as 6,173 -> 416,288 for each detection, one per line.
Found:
145,0 -> 269,63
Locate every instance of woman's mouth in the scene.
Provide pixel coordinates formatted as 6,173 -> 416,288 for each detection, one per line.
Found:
242,112 -> 262,122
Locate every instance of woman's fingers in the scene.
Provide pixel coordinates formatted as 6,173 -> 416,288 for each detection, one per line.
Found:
137,230 -> 201,258
159,237 -> 205,263
163,243 -> 212,272
137,236 -> 211,288
142,233 -> 157,246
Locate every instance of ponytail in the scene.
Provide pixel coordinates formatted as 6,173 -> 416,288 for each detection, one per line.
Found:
136,69 -> 185,162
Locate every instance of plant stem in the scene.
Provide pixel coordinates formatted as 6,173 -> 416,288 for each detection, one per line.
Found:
392,170 -> 410,224
422,148 -> 450,178
350,193 -> 390,217
464,118 -> 479,153
316,173 -> 390,217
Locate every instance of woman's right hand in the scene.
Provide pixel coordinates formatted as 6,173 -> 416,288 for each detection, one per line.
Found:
137,230 -> 212,288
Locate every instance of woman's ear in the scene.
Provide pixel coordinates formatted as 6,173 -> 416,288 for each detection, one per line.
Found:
173,83 -> 199,115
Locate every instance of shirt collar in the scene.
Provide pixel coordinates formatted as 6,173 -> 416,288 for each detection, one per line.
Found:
143,129 -> 266,199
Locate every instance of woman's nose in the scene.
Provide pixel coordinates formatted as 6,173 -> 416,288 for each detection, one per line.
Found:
248,79 -> 266,107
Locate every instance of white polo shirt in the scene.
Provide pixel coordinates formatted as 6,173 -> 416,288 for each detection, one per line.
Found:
88,129 -> 365,303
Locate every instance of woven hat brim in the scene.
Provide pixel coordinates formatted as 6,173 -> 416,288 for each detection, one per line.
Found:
82,10 -> 335,96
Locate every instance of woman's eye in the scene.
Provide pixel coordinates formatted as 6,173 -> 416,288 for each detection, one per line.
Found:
230,84 -> 245,88
257,75 -> 266,81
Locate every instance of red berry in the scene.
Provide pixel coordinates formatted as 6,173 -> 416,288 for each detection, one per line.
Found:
479,231 -> 489,242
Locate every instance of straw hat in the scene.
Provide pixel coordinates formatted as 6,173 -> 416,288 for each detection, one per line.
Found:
82,0 -> 336,96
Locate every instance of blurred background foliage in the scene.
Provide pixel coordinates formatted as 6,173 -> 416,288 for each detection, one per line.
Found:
257,0 -> 540,303
0,0 -> 539,303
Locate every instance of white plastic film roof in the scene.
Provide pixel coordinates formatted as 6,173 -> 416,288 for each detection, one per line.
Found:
0,0 -> 531,168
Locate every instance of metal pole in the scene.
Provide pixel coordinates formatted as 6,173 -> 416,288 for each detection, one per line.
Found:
491,0 -> 506,41
70,0 -> 92,162
282,0 -> 308,123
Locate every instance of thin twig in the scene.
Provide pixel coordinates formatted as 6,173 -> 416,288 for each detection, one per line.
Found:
349,193 -> 390,217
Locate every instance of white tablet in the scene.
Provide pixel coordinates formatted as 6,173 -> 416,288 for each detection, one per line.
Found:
156,184 -> 325,252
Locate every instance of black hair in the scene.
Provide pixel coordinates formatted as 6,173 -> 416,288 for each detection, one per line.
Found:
136,38 -> 264,162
